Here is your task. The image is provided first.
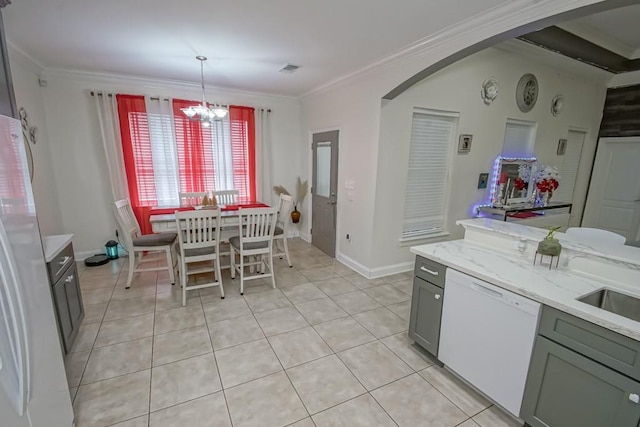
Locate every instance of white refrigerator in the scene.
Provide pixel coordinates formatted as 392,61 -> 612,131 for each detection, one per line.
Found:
0,114 -> 74,426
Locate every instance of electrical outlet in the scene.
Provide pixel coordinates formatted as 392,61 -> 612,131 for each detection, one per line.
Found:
478,173 -> 489,189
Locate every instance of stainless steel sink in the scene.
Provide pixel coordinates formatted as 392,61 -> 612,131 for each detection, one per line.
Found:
578,289 -> 640,322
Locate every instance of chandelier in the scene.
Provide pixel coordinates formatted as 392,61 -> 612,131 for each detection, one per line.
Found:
181,55 -> 228,126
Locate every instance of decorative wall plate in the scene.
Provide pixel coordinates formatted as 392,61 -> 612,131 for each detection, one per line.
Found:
516,74 -> 538,113
551,94 -> 564,116
481,78 -> 499,105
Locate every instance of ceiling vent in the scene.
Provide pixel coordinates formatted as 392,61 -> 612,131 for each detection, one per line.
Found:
279,63 -> 301,73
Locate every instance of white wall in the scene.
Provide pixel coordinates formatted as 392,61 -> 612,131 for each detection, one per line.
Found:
370,46 -> 607,268
8,49 -> 64,236
299,0 -> 610,276
27,67 -> 301,256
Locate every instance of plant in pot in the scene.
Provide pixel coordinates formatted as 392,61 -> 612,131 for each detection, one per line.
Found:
535,226 -> 562,269
273,177 -> 308,224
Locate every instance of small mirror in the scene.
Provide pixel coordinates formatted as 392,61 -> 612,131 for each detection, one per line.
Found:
490,157 -> 537,205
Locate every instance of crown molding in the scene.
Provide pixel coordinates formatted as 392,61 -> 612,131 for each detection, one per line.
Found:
302,0 -> 619,98
40,67 -> 298,100
557,20 -> 637,59
7,38 -> 45,71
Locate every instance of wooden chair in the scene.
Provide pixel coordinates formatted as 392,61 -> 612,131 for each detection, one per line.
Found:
213,190 -> 239,205
114,199 -> 177,289
179,192 -> 207,206
273,194 -> 293,267
175,209 -> 224,306
565,227 -> 626,245
229,207 -> 278,294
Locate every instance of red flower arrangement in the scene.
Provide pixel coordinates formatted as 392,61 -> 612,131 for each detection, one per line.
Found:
536,178 -> 559,194
514,178 -> 526,191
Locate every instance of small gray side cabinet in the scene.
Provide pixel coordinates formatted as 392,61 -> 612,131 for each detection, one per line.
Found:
408,256 -> 446,358
48,242 -> 84,354
521,307 -> 640,427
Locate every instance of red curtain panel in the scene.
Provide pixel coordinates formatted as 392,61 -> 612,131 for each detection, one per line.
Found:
116,94 -> 156,234
229,105 -> 256,202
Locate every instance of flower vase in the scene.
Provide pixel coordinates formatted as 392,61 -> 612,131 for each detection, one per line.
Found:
290,207 -> 301,224
542,192 -> 551,207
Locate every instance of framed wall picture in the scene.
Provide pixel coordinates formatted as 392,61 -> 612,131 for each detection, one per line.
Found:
557,138 -> 567,155
458,134 -> 472,153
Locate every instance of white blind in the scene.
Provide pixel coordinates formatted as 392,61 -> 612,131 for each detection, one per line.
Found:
503,121 -> 535,157
146,97 -> 180,207
402,112 -> 455,238
554,131 -> 585,202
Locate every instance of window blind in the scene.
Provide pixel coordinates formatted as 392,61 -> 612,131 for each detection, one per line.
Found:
229,106 -> 256,202
128,112 -> 158,206
554,132 -> 585,202
147,111 -> 180,207
402,112 -> 455,238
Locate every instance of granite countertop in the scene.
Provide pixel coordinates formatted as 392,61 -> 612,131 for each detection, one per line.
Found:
42,234 -> 73,263
411,239 -> 640,341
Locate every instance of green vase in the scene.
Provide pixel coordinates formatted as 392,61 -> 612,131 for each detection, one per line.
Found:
537,237 -> 562,256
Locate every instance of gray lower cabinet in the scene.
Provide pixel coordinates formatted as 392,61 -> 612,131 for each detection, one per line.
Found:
48,243 -> 84,353
522,306 -> 640,427
408,276 -> 444,357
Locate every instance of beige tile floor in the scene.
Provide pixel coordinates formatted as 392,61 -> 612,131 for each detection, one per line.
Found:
69,238 -> 523,427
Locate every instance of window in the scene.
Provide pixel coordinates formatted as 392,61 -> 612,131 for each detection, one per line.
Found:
401,110 -> 456,240
502,119 -> 536,157
554,130 -> 586,202
117,95 -> 256,212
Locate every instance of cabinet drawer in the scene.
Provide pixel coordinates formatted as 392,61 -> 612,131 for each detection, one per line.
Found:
539,306 -> 640,381
414,256 -> 446,287
47,243 -> 74,284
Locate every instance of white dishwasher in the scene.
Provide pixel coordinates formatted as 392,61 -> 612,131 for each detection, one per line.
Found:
439,269 -> 540,417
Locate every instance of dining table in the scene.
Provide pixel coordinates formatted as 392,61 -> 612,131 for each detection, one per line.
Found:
148,201 -> 270,241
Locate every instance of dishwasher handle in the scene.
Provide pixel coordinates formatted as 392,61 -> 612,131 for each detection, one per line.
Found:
471,282 -> 503,299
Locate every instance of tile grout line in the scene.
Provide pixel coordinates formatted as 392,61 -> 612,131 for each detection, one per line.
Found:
202,286 -> 234,427
250,308 -> 312,424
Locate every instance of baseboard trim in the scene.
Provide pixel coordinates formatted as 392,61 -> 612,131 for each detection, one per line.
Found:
368,261 -> 414,279
335,252 -> 371,278
298,232 -> 311,243
335,252 -> 415,279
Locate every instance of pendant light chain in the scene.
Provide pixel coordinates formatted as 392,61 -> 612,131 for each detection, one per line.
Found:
181,55 -> 228,125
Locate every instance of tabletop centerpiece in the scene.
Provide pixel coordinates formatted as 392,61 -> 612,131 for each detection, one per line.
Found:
533,165 -> 559,206
534,226 -> 562,269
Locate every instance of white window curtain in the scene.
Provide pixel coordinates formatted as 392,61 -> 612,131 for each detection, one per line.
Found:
145,96 -> 180,207
255,109 -> 273,204
402,111 -> 456,239
93,92 -> 129,202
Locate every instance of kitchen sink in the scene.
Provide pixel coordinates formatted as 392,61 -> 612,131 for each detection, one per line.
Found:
577,289 -> 640,322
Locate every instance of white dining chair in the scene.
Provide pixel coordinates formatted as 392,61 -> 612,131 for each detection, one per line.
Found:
114,199 -> 177,289
175,209 -> 224,306
273,194 -> 293,267
229,207 -> 278,294
565,227 -> 626,245
179,192 -> 207,206
213,190 -> 239,205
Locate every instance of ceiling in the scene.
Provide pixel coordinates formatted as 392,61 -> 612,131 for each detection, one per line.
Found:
3,0 -> 509,96
560,4 -> 640,59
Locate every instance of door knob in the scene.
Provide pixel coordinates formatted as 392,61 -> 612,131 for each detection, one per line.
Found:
629,393 -> 639,404
434,294 -> 441,300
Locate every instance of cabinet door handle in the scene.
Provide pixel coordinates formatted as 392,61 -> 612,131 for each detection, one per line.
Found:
64,274 -> 74,283
434,294 -> 441,300
629,393 -> 639,404
420,266 -> 439,276
59,256 -> 71,266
